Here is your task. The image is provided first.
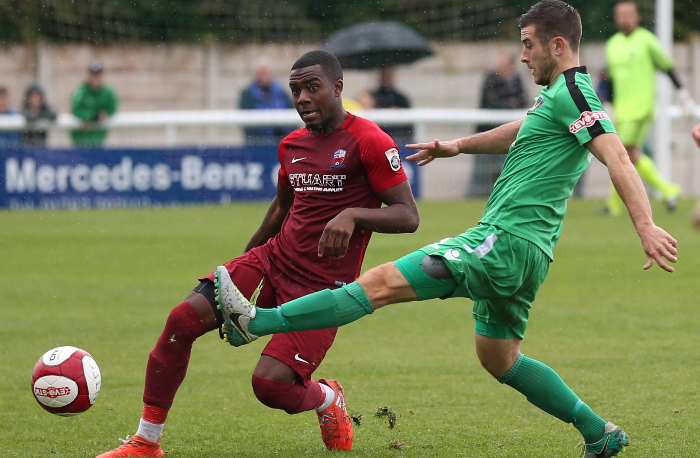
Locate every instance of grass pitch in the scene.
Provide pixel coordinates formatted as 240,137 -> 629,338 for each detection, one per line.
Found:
1,199 -> 699,458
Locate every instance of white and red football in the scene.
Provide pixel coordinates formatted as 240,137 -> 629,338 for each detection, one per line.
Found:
32,346 -> 101,416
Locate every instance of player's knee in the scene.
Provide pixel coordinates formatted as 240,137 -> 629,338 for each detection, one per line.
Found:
358,263 -> 388,288
160,302 -> 207,346
477,353 -> 506,379
358,262 -> 416,308
251,375 -> 303,414
475,344 -> 520,379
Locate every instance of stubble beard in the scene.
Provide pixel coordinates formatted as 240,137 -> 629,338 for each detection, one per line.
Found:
535,50 -> 556,86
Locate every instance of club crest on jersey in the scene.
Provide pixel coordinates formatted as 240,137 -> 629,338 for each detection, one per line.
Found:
384,148 -> 401,172
527,96 -> 545,113
569,110 -> 610,133
330,149 -> 347,168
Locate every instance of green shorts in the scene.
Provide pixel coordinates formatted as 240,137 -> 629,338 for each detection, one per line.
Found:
615,118 -> 652,148
393,224 -> 550,339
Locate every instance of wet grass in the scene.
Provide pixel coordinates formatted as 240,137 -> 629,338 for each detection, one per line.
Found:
1,199 -> 699,457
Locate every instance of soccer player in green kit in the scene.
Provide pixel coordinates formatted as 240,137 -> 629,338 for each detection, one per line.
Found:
603,0 -> 693,216
216,1 -> 678,456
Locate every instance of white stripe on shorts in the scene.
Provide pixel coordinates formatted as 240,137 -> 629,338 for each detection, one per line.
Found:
463,233 -> 498,258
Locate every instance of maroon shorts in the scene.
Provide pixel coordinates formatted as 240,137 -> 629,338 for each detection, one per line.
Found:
200,246 -> 337,384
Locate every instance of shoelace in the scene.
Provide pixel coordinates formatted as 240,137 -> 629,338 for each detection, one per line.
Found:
118,435 -> 135,446
318,412 -> 341,440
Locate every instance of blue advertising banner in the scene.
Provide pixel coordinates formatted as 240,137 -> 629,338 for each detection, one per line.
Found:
1,147 -> 419,210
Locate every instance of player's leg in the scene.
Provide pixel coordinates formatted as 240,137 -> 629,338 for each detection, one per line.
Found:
220,260 -> 354,450
476,329 -> 628,456
95,285 -> 216,458
251,328 -> 353,451
96,254 -> 269,458
606,119 -> 680,214
633,143 -> 681,211
473,251 -> 628,457
242,252 -> 458,337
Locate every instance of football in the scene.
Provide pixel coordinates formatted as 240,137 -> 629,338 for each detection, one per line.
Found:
32,346 -> 101,416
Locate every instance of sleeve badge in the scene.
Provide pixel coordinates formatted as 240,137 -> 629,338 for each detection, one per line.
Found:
384,148 -> 402,172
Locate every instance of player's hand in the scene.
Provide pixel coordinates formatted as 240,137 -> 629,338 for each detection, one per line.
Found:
405,139 -> 461,166
691,123 -> 700,148
318,209 -> 356,258
639,224 -> 677,272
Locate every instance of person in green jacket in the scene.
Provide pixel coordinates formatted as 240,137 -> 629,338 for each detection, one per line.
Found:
603,1 -> 693,215
70,61 -> 119,147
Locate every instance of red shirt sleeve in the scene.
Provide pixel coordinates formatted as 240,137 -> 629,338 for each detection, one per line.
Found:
355,121 -> 408,194
276,136 -> 293,189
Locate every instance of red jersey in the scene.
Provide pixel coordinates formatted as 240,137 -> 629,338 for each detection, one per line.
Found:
256,113 -> 408,288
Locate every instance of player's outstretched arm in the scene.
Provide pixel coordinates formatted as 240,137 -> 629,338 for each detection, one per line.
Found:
243,185 -> 295,253
691,123 -> 700,147
317,181 -> 419,258
405,119 -> 524,166
690,124 -> 700,230
587,133 -> 678,272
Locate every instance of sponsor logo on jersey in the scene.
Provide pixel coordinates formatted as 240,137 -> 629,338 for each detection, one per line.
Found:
330,149 -> 347,168
569,111 -> 610,133
527,96 -> 545,113
34,386 -> 72,398
384,148 -> 401,171
288,173 -> 346,192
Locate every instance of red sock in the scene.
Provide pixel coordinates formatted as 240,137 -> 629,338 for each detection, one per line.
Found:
251,375 -> 322,414
143,301 -> 207,410
142,404 -> 169,424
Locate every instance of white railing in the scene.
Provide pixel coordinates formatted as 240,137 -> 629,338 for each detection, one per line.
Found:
1,106 -> 694,133
0,106 -> 695,159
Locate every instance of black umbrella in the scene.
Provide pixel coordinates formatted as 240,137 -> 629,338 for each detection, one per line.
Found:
323,22 -> 433,70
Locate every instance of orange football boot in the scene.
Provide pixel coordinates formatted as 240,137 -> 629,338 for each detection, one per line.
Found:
316,379 -> 353,451
95,434 -> 163,458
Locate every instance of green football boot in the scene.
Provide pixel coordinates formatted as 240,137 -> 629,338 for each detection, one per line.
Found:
215,266 -> 259,347
582,422 -> 629,458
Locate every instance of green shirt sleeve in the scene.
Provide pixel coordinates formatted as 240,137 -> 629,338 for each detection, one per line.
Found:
645,29 -> 674,72
103,86 -> 119,116
71,85 -> 96,121
554,73 -> 616,146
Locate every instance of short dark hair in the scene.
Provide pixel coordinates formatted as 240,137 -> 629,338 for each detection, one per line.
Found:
291,50 -> 343,83
518,0 -> 582,52
616,0 -> 639,11
0,87 -> 8,96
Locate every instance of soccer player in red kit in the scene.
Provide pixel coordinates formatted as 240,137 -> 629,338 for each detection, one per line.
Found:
96,50 -> 419,457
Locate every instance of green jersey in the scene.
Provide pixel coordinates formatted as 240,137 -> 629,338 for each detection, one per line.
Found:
606,27 -> 674,122
70,83 -> 119,146
480,67 -> 616,260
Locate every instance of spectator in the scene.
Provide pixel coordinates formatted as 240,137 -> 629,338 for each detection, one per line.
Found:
372,66 -> 412,143
342,91 -> 376,112
373,66 -> 410,109
70,60 -> 119,147
357,91 -> 376,110
469,53 -> 527,197
0,87 -> 22,147
21,84 -> 57,147
239,59 -> 295,146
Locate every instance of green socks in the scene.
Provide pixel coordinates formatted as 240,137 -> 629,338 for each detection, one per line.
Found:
608,154 -> 680,214
498,354 -> 606,444
248,282 -> 374,336
635,154 -> 680,199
